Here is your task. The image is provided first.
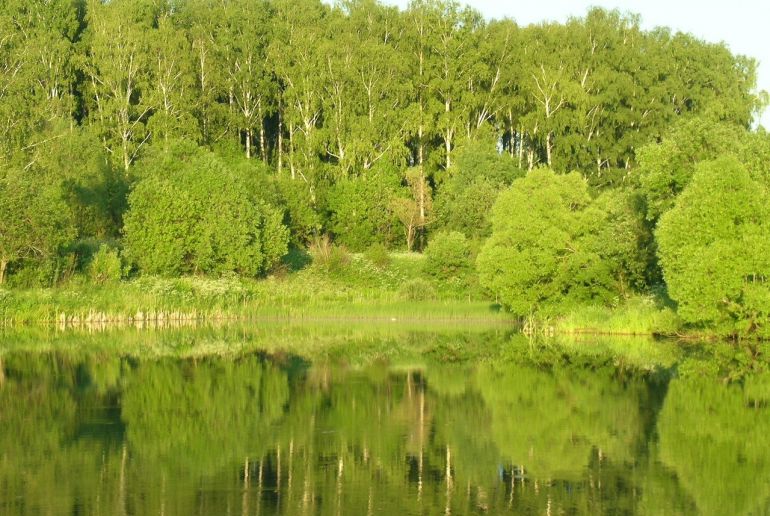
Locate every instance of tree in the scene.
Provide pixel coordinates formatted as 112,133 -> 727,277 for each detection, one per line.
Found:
390,167 -> 433,251
433,137 -> 523,239
656,155 -> 770,335
220,0 -> 275,160
423,230 -> 471,282
0,0 -> 80,165
81,0 -> 156,173
318,0 -> 409,175
326,167 -> 402,250
123,144 -> 288,276
145,11 -> 200,143
477,169 -> 643,315
637,118 -> 745,221
0,167 -> 76,284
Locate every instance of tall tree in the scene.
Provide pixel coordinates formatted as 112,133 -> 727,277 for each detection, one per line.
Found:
81,0 -> 157,172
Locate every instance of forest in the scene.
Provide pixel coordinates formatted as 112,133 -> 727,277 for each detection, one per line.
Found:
0,0 -> 769,336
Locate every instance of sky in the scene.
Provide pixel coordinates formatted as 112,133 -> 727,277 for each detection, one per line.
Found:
379,0 -> 770,128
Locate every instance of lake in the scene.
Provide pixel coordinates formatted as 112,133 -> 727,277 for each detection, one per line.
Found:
1,323 -> 768,515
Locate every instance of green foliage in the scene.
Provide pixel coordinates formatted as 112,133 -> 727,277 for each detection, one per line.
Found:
582,190 -> 654,293
364,243 -> 391,270
327,170 -> 402,251
123,145 -> 289,277
435,138 -> 523,239
637,118 -> 746,221
423,231 -> 472,281
308,235 -> 351,275
656,156 -> 770,335
273,177 -> 323,246
477,169 -> 646,316
87,245 -> 123,285
637,119 -> 770,222
398,278 -> 436,301
0,0 -> 766,333
30,127 -> 126,239
0,167 -> 76,284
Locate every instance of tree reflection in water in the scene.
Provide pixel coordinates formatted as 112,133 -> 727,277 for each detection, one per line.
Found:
0,332 -> 767,515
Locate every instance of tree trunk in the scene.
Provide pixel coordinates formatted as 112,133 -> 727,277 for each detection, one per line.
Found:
122,137 -> 130,174
418,122 -> 425,222
246,128 -> 252,159
258,99 -> 267,163
445,98 -> 452,169
406,224 -> 415,253
289,123 -> 296,180
0,258 -> 6,284
278,108 -> 283,175
546,131 -> 553,167
445,132 -> 452,170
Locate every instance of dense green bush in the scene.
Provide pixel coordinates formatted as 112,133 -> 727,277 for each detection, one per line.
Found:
477,169 -> 647,316
123,144 -> 288,277
434,138 -> 523,239
637,118 -> 770,221
364,243 -> 391,270
0,167 -> 76,285
88,245 -> 124,284
656,156 -> 770,336
326,170 -> 402,251
273,176 -> 323,247
423,231 -> 472,281
398,278 -> 437,301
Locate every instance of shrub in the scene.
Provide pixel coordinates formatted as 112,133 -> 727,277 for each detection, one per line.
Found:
309,235 -> 351,275
364,243 -> 391,270
0,166 -> 76,285
88,245 -> 123,284
477,169 -> 647,316
423,231 -> 471,281
656,155 -> 770,336
326,169 -> 402,251
123,144 -> 288,277
398,278 -> 437,301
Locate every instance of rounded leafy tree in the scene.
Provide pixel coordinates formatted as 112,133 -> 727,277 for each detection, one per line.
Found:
656,155 -> 770,335
477,169 -> 646,315
123,145 -> 288,277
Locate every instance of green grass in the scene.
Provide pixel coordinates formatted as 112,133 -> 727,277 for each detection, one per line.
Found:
0,253 -> 507,326
548,295 -> 682,337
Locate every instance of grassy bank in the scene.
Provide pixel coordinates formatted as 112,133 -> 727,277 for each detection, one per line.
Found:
0,253 -> 507,326
535,296 -> 682,338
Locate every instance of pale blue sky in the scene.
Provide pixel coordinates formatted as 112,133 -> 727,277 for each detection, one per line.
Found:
378,0 -> 770,128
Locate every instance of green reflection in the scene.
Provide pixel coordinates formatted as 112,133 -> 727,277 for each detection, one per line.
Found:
0,328 -> 767,515
658,377 -> 770,516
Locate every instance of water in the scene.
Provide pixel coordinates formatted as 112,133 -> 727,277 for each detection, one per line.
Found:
0,325 -> 768,515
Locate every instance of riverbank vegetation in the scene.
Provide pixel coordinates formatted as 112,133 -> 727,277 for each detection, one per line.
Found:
0,0 -> 768,337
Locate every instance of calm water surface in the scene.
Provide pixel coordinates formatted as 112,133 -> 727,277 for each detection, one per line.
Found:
0,325 -> 768,515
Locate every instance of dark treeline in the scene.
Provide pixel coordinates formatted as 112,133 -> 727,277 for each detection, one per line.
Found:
1,0 -> 768,334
